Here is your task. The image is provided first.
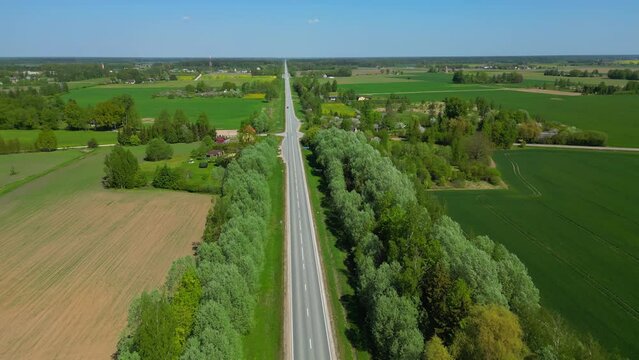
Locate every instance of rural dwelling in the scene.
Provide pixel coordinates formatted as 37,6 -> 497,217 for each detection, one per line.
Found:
215,136 -> 228,144
206,149 -> 224,158
328,92 -> 339,101
357,96 -> 369,101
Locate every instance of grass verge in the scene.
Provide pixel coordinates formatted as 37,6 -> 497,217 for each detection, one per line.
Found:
302,149 -> 371,360
242,153 -> 286,359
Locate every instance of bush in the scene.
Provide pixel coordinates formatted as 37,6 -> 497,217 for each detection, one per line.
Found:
34,129 -> 57,152
87,138 -> 98,148
129,134 -> 141,146
152,165 -> 181,190
145,138 -> 173,161
103,145 -> 146,188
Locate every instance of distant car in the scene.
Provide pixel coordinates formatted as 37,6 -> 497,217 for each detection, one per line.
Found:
286,106 -> 289,109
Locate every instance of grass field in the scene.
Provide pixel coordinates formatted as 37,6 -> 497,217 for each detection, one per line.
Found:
0,149 -> 85,191
435,148 -> 639,357
62,86 -> 266,129
0,148 -> 212,359
322,103 -> 357,117
303,149 -> 371,360
242,154 -> 285,359
335,72 -> 639,147
0,129 -> 117,148
67,77 -> 111,90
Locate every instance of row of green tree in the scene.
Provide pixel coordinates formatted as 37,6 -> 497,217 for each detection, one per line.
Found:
118,110 -> 216,146
607,69 -> 639,80
115,138 -> 279,359
452,70 -> 524,84
309,128 -> 615,359
544,68 -> 600,77
581,81 -> 639,95
0,89 -> 140,131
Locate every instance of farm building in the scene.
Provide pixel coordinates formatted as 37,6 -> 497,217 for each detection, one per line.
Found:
206,149 -> 224,158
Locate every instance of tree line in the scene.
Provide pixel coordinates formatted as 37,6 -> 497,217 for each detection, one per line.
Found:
117,109 -> 216,146
115,138 -> 279,359
308,128 -> 616,359
606,69 -> 639,80
0,90 -> 140,131
452,70 -> 524,84
544,68 -> 600,77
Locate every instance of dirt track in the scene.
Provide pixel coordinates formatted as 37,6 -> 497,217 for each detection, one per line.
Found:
0,155 -> 212,359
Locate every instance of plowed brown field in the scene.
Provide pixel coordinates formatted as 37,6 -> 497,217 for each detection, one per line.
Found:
0,150 -> 212,359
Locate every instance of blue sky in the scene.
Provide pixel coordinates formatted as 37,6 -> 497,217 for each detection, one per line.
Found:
2,0 -> 638,57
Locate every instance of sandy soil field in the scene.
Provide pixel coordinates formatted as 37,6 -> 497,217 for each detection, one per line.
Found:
0,152 -> 212,359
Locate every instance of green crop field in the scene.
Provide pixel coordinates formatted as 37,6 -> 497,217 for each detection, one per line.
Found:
435,148 -> 639,357
0,129 -> 118,148
0,149 -> 84,191
62,85 -> 267,129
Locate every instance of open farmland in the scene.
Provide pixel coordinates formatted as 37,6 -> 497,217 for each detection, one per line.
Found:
336,72 -> 639,147
436,148 -> 639,357
0,148 -> 213,359
0,129 -> 117,148
0,149 -> 84,191
62,84 -> 266,129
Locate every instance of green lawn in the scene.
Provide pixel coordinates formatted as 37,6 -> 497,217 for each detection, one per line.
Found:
129,142 -> 224,193
0,129 -> 117,148
242,151 -> 285,359
302,149 -> 371,360
0,150 -> 85,192
435,148 -> 639,357
67,77 -> 111,90
62,86 -> 267,129
322,103 -> 357,117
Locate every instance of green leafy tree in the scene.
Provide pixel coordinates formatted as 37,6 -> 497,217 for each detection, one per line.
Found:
64,99 -> 87,129
145,138 -> 173,161
103,145 -> 145,188
34,129 -> 57,151
152,165 -> 181,189
371,291 -> 424,360
443,97 -> 467,119
93,100 -> 125,129
195,112 -> 213,140
171,267 -> 202,353
424,336 -> 452,360
136,292 -> 179,360
450,304 -> 527,360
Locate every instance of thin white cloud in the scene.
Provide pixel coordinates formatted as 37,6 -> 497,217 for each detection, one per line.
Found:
307,18 -> 320,25
182,15 -> 191,21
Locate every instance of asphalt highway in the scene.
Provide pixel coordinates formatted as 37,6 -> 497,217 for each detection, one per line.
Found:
283,61 -> 336,360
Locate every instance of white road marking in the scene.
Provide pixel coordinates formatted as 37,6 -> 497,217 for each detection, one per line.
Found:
307,307 -> 310,317
309,338 -> 313,349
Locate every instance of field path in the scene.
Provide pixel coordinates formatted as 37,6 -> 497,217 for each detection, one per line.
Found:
0,151 -> 212,359
517,143 -> 639,152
